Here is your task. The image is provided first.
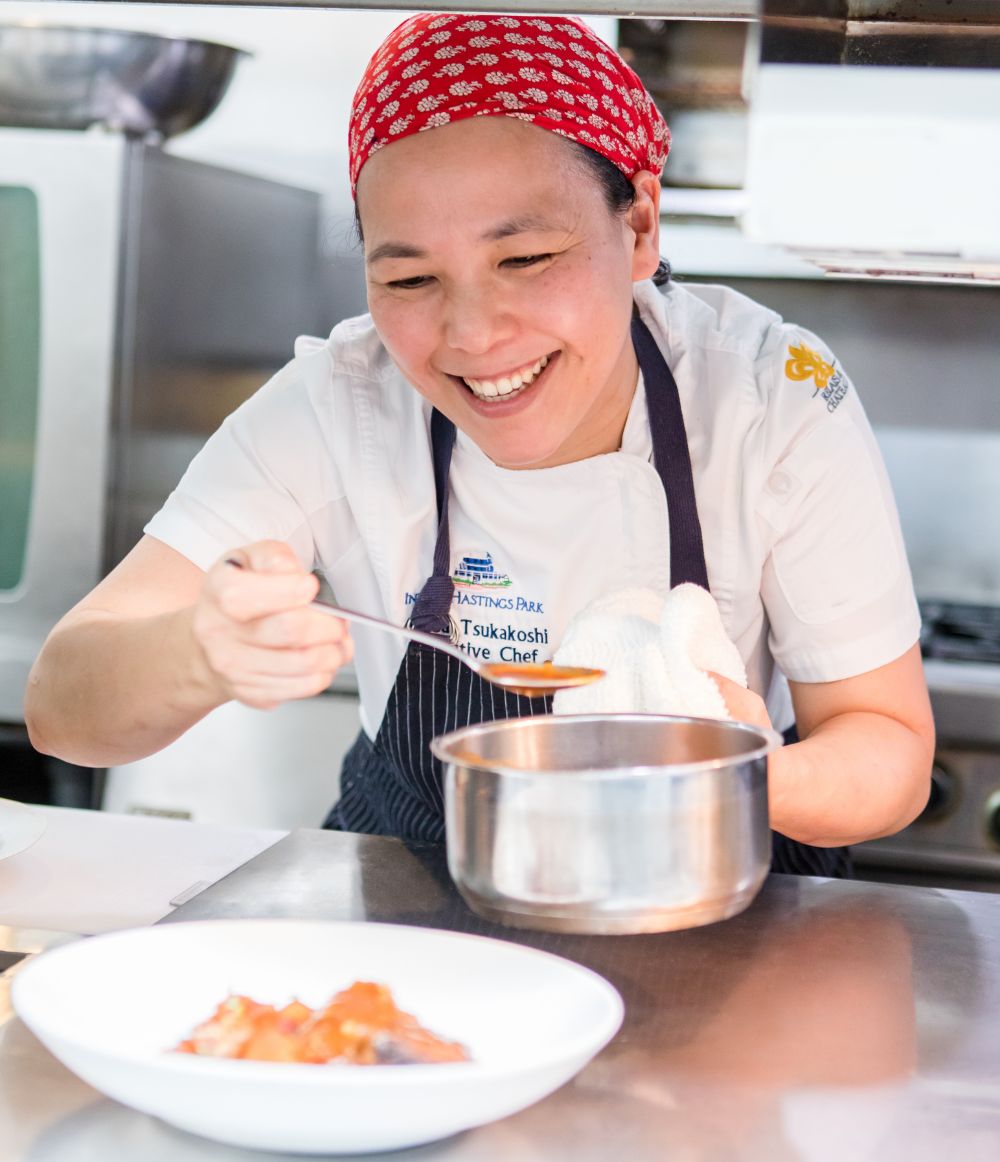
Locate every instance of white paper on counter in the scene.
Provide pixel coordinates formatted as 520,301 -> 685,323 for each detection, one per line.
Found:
0,806 -> 285,935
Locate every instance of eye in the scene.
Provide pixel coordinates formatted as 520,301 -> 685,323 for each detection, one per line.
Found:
502,253 -> 552,269
385,275 -> 433,290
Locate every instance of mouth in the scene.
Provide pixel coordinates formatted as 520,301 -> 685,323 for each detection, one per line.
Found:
454,352 -> 556,404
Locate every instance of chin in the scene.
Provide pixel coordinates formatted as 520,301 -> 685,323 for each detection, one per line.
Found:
485,443 -> 565,471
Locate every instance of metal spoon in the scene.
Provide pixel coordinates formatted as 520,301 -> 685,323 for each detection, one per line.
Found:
222,557 -> 604,697
309,597 -> 604,699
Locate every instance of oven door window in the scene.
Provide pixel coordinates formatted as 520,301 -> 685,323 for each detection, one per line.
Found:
0,186 -> 41,592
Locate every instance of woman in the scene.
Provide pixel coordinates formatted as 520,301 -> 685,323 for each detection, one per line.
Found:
25,14 -> 934,874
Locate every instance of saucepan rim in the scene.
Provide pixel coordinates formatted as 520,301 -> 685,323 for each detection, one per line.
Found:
431,712 -> 784,779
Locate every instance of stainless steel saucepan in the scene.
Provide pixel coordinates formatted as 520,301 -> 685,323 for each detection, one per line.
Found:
431,714 -> 783,935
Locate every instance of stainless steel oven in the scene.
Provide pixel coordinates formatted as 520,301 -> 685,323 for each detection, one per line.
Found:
0,129 -> 320,779
854,608 -> 1000,892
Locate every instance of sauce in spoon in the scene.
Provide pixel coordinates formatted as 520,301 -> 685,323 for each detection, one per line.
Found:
477,661 -> 605,698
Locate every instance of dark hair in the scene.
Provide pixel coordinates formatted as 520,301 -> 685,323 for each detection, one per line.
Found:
353,137 -> 671,288
569,142 -> 671,287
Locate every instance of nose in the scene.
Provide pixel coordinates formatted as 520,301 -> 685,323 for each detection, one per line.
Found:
441,284 -> 514,356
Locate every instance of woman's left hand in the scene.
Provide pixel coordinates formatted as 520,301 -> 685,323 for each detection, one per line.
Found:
708,672 -> 774,731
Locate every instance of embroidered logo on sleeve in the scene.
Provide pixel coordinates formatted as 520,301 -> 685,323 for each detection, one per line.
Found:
784,341 -> 850,413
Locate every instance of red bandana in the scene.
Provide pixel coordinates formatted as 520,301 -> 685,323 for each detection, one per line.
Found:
349,13 -> 670,197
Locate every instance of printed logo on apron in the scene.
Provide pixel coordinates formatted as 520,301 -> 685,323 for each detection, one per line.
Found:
404,547 -> 549,665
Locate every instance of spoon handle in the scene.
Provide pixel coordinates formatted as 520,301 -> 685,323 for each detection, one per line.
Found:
310,597 -> 470,667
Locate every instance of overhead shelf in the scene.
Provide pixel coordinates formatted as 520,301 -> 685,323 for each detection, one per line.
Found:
106,0 -> 758,15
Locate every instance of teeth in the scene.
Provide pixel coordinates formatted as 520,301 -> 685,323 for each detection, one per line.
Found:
464,354 -> 549,402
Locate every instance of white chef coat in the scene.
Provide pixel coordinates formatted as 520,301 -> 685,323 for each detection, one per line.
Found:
145,279 -> 920,739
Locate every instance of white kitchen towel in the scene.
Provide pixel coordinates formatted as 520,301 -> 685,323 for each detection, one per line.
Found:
552,583 -> 747,718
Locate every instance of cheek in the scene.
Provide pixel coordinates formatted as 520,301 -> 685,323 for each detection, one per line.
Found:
521,264 -> 601,338
536,250 -> 632,353
537,240 -> 632,318
369,296 -> 436,372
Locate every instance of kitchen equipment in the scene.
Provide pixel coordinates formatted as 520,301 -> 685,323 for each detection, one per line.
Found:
919,602 -> 1000,666
9,827 -> 999,1162
618,19 -> 750,190
308,595 -> 606,697
854,600 -> 1000,889
12,919 -> 623,1154
743,0 -> 1000,283
0,130 -> 319,742
432,713 -> 781,935
0,24 -> 246,141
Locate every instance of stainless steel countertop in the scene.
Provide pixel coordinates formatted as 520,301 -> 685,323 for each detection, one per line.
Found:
4,828 -> 1000,1161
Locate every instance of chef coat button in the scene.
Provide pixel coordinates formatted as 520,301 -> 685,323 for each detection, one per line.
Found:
769,470 -> 793,497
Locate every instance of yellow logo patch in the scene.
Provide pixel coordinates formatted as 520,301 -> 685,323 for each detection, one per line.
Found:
784,340 -> 849,412
785,342 -> 836,390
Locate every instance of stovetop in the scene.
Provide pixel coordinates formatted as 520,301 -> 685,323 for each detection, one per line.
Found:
854,600 -> 1000,879
920,600 -> 1000,665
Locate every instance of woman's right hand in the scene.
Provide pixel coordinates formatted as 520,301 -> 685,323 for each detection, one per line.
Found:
192,541 -> 353,710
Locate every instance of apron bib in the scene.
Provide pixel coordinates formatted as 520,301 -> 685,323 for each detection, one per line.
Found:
327,317 -> 850,878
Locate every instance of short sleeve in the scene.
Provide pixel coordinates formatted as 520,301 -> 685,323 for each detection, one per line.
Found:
754,326 -> 921,682
144,356 -> 354,574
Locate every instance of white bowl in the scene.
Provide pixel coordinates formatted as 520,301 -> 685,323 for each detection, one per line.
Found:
12,919 -> 623,1154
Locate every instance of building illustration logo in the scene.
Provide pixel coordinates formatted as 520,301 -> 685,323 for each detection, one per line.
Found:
452,551 -> 512,588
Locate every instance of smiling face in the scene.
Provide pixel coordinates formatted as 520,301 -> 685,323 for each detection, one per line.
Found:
356,117 -> 662,470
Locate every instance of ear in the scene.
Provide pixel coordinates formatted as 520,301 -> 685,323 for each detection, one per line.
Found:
627,170 -> 662,282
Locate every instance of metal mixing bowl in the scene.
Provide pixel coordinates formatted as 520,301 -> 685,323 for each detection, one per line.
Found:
432,714 -> 783,935
0,24 -> 247,140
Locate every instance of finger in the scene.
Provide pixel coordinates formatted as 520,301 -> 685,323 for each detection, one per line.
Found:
230,670 -> 339,710
244,606 -> 350,649
237,640 -> 353,680
707,672 -> 770,728
203,633 -> 351,680
224,540 -> 303,575
208,563 -> 319,622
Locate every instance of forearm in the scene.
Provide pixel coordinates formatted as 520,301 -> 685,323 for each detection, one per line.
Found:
767,711 -> 933,848
25,607 -> 225,768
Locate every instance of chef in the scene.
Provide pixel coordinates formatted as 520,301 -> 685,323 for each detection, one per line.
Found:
25,13 -> 935,875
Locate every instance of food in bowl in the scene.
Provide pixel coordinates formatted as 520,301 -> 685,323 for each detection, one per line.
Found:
176,980 -> 469,1065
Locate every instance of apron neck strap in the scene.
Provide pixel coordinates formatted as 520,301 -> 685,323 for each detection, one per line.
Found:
630,315 -> 710,590
407,409 -> 457,635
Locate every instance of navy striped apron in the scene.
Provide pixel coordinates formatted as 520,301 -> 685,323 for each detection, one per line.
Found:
327,316 -> 851,878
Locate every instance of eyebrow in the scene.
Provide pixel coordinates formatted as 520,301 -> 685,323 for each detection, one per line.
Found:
483,213 -> 563,242
366,214 -> 566,265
